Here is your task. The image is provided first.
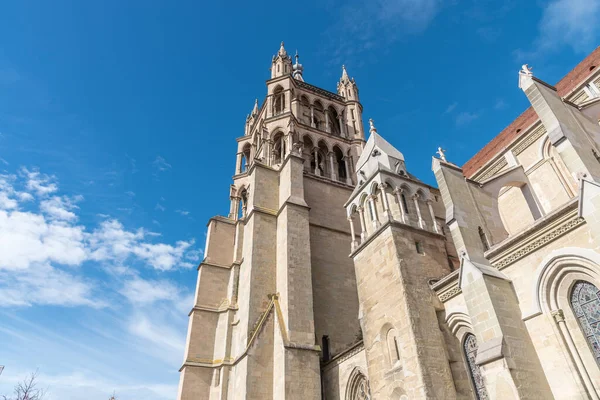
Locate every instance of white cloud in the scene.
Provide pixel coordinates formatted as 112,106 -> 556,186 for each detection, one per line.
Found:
153,156 -> 172,172
175,209 -> 190,216
444,102 -> 458,114
0,167 -> 200,308
0,263 -> 101,308
455,111 -> 479,126
0,210 -> 87,270
20,167 -> 58,196
0,157 -> 8,165
538,0 -> 600,53
40,195 -> 82,221
516,0 -> 600,58
322,0 -> 441,65
494,99 -> 507,110
120,277 -> 180,305
155,203 -> 166,211
125,191 -> 135,197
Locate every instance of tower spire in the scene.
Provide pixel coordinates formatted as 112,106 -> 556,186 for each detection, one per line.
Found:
271,41 -> 293,79
252,98 -> 259,116
279,41 -> 287,56
369,118 -> 377,135
293,50 -> 304,81
337,64 -> 359,101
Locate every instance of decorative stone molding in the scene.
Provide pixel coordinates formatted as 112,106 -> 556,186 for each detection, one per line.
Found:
513,124 -> 547,155
491,211 -> 585,270
439,286 -> 462,302
478,158 -> 508,182
322,341 -> 364,371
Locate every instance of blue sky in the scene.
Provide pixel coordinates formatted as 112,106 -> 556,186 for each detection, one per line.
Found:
0,0 -> 597,399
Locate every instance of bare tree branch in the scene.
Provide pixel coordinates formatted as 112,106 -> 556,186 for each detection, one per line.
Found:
2,371 -> 46,400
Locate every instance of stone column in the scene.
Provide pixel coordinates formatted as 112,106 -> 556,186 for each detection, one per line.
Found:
358,206 -> 367,241
427,200 -> 439,233
329,152 -> 336,181
235,152 -> 243,174
314,148 -> 320,175
268,95 -> 273,118
325,110 -> 331,133
229,196 -> 240,220
310,105 -> 315,128
265,140 -> 273,166
348,216 -> 359,251
378,183 -> 392,221
343,156 -> 351,184
551,309 -> 599,399
368,195 -> 380,229
412,194 -> 425,229
338,114 -> 346,138
394,188 -> 408,224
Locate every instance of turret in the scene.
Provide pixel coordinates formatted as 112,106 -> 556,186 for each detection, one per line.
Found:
337,65 -> 359,101
270,42 -> 293,79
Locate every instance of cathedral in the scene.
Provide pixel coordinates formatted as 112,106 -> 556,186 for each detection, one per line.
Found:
177,43 -> 600,399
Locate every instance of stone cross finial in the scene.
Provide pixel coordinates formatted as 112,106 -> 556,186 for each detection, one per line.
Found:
436,147 -> 447,161
520,64 -> 533,76
369,118 -> 377,135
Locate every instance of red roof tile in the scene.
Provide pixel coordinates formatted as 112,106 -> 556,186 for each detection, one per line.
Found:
463,46 -> 600,178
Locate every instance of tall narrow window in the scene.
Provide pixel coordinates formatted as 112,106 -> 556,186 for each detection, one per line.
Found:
571,280 -> 600,366
386,328 -> 401,367
478,226 -> 489,251
401,193 -> 409,214
463,334 -> 488,400
415,241 -> 424,254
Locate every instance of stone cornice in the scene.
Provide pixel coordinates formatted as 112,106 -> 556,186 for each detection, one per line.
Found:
431,270 -> 462,303
294,79 -> 346,102
322,341 -> 364,371
304,171 -> 355,189
350,219 -> 445,258
486,199 -> 584,270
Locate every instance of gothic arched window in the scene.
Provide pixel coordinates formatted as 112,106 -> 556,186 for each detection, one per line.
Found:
401,193 -> 409,215
570,280 -> 600,366
463,333 -> 488,400
347,370 -> 370,400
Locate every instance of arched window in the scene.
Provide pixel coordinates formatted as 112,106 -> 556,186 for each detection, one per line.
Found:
334,147 -> 346,182
463,333 -> 488,400
401,193 -> 409,214
272,134 -> 285,166
273,87 -> 284,115
386,328 -> 401,367
239,189 -> 248,219
478,226 -> 489,251
346,370 -> 370,400
570,280 -> 600,366
241,145 -> 251,172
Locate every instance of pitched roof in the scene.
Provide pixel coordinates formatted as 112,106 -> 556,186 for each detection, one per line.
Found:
356,132 -> 405,172
462,46 -> 600,178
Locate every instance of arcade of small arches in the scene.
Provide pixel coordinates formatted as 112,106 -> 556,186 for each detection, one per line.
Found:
346,181 -> 440,251
236,130 -> 355,186
263,84 -> 353,138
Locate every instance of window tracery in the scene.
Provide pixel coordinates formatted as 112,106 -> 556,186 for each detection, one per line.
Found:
463,333 -> 488,400
348,372 -> 370,400
571,280 -> 600,366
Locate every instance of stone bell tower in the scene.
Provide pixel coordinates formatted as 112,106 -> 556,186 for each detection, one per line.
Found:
177,42 -> 367,400
344,121 -> 458,399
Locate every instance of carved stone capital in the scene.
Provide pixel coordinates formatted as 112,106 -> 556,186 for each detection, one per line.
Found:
551,309 -> 565,323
